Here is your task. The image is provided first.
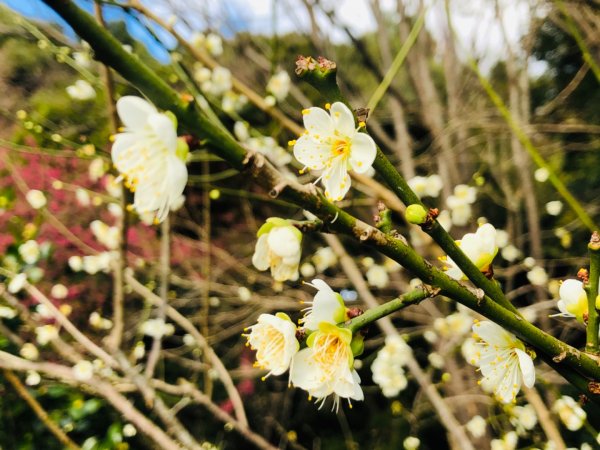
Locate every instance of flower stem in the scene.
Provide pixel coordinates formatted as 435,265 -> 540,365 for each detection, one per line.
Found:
344,286 -> 435,334
586,232 -> 600,354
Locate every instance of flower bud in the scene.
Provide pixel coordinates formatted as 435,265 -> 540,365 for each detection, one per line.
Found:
405,204 -> 428,225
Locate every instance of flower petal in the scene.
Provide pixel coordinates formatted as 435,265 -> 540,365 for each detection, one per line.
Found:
303,107 -> 335,137
293,135 -> 330,170
252,234 -> 270,271
329,102 -> 355,137
290,348 -> 323,391
515,348 -> 535,388
148,113 -> 178,153
472,321 -> 517,348
117,96 -> 157,130
322,157 -> 350,201
349,133 -> 376,173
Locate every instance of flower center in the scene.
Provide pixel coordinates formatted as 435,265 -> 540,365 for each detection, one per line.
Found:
253,326 -> 284,367
313,333 -> 348,375
331,139 -> 350,158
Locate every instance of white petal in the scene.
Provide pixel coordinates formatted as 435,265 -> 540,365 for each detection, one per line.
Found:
111,133 -> 139,166
166,156 -> 188,203
322,158 -> 350,201
303,107 -> 335,137
148,113 -> 178,153
268,227 -> 301,259
515,348 -> 535,388
271,262 -> 299,282
290,349 -> 323,391
293,135 -> 329,170
472,321 -> 516,348
349,133 -> 376,173
117,96 -> 157,130
329,102 -> 355,137
252,234 -> 270,271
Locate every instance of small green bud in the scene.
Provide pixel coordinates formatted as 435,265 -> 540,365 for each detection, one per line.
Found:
595,294 -> 600,310
405,204 -> 428,225
165,110 -> 178,129
176,137 -> 189,162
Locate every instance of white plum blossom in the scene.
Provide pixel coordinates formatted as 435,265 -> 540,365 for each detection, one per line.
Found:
447,184 -> 477,226
123,424 -> 137,438
73,360 -> 94,381
20,343 -> 39,360
313,247 -> 338,272
510,404 -> 538,433
491,431 -> 518,450
90,220 -> 119,250
555,279 -> 588,322
205,66 -> 232,96
19,240 -> 40,265
66,79 -> 96,101
371,335 -> 411,397
112,96 -> 188,223
407,174 -> 443,198
244,313 -> 299,377
466,415 -> 487,438
403,437 -> 420,450
545,200 -> 563,216
266,70 -> 291,102
534,168 -> 549,182
293,102 -> 376,201
35,325 -> 58,346
553,395 -> 586,431
8,273 -> 27,294
75,188 -> 91,206
472,321 -> 535,403
366,264 -> 389,289
501,245 -> 521,262
26,371 -> 41,386
444,224 -> 498,280
50,284 -> 68,299
300,262 -> 316,278
526,266 -> 548,287
88,158 -> 106,182
141,318 -> 175,339
0,306 -> 16,319
300,279 -> 347,331
26,190 -> 46,209
205,33 -> 223,56
290,322 -> 363,410
252,218 -> 302,282
433,311 -> 472,337
68,255 -> 83,272
246,136 -> 292,167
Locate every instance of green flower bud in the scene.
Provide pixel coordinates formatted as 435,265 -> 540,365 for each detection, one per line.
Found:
405,204 -> 428,225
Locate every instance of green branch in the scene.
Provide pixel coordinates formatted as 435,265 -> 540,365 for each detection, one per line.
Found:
587,232 -> 600,354
344,286 -> 435,334
41,0 -> 600,395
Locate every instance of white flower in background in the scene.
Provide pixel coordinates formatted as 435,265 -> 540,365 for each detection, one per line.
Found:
88,158 -> 106,182
0,306 -> 16,319
193,65 -> 212,84
510,404 -> 538,433
108,203 -> 123,218
68,255 -> 83,272
82,252 -> 114,275
252,218 -> 302,282
123,424 -> 137,438
553,395 -> 586,431
300,279 -> 347,330
141,318 -> 175,339
237,286 -> 252,302
555,279 -> 588,322
190,32 -> 205,48
75,188 -> 91,206
449,202 -> 472,226
233,121 -> 249,142
89,312 -> 113,330
293,102 -> 376,201
35,325 -> 58,346
523,257 -> 536,269
545,200 -> 563,216
25,371 -> 41,386
433,311 -> 472,338
246,136 -> 292,167
300,262 -> 316,278
36,304 -> 53,319
472,321 -> 535,404
403,436 -> 420,450
264,95 -> 276,107
313,246 -> 338,272
534,167 -> 549,182
221,91 -> 247,113
66,79 -> 96,101
423,330 -> 437,343
266,70 -> 291,102
72,51 -> 92,68
428,352 -> 444,369
51,283 -> 68,299
26,190 -> 46,209
371,335 -> 411,397
366,264 -> 389,289
132,341 -> 145,360
491,431 -> 518,450
466,415 -> 487,438
437,209 -> 452,232
407,174 -> 443,199
20,343 -> 39,360
495,229 -> 509,248
290,322 -> 363,409
205,33 -> 223,56
19,240 -> 40,265
73,360 -> 94,381
112,96 -> 188,223
501,245 -> 521,262
90,220 -> 119,250
444,224 -> 498,280
527,266 -> 548,287
205,66 -> 232,96
8,273 -> 27,294
244,313 -> 299,377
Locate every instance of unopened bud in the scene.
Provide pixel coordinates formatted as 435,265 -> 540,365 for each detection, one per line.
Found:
405,204 -> 428,225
